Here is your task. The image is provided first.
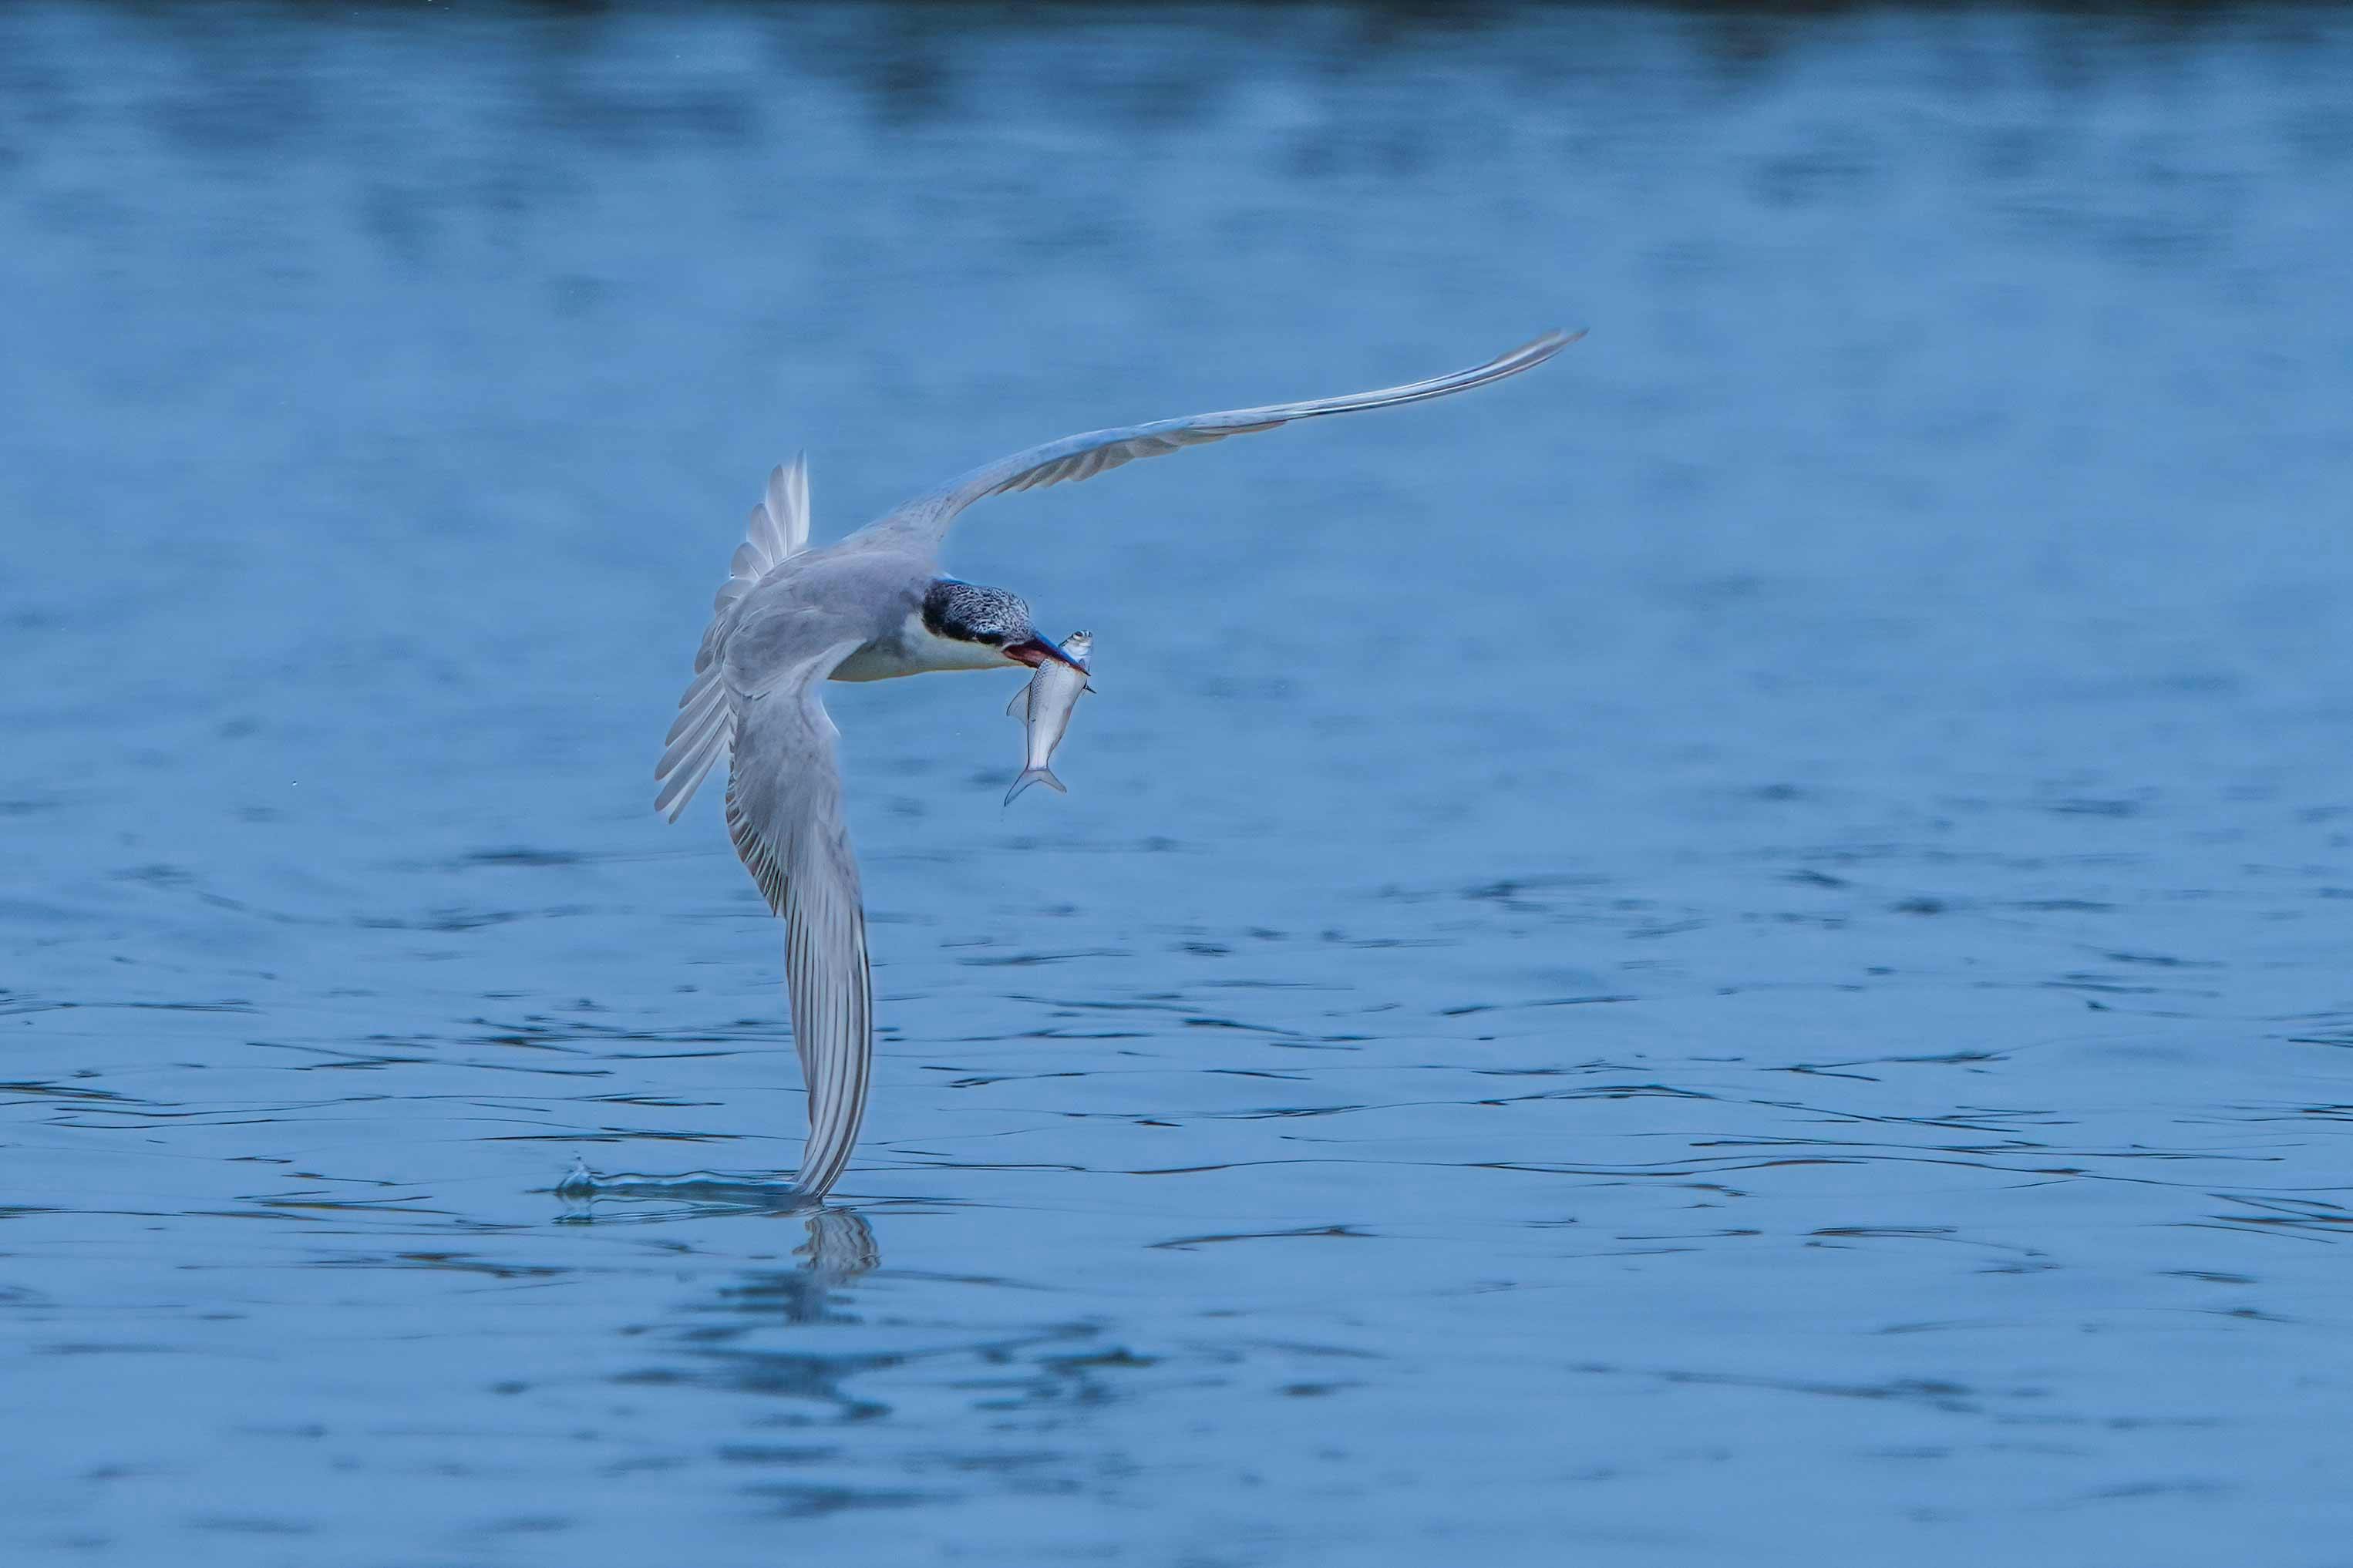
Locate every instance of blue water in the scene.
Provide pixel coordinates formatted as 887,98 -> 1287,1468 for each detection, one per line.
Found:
5,4 -> 2352,1563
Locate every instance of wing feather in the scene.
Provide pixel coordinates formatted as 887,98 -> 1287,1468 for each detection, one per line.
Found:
721,638 -> 872,1200
655,670 -> 734,823
654,728 -> 731,823
665,671 -> 725,745
660,455 -> 819,819
744,453 -> 810,567
862,331 -> 1579,548
766,455 -> 811,558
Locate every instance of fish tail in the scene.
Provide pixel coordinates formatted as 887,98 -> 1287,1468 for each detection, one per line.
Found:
1004,766 -> 1067,805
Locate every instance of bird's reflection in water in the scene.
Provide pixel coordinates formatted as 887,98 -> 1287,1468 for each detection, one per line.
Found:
565,1167 -> 892,1426
687,1207 -> 888,1417
724,1206 -> 882,1330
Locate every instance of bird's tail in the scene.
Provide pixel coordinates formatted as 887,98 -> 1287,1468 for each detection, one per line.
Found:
1004,766 -> 1066,805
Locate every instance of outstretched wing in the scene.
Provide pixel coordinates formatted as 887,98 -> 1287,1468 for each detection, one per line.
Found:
721,636 -> 873,1200
861,331 -> 1580,550
655,455 -> 815,823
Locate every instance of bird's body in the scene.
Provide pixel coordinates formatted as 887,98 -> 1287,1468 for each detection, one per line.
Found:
732,547 -> 924,679
656,330 -> 1582,1200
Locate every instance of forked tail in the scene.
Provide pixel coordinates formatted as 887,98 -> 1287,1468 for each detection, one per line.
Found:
1004,767 -> 1066,806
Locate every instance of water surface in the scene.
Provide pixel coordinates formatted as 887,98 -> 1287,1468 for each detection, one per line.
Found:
4,4 -> 2352,1563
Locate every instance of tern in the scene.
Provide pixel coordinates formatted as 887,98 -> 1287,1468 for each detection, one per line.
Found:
655,330 -> 1580,1199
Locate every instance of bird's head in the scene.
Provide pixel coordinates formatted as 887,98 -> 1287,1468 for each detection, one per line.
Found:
921,579 -> 1089,673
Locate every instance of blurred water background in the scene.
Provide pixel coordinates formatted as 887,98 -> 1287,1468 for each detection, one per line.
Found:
4,2 -> 2351,1563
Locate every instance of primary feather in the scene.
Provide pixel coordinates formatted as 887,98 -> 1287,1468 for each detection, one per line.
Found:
857,331 -> 1581,552
721,634 -> 873,1199
656,454 -> 815,823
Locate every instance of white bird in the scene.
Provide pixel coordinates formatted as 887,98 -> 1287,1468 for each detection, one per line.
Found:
655,330 -> 1581,1200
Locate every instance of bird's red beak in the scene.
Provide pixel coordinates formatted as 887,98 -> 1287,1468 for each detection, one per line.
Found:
1007,635 -> 1089,675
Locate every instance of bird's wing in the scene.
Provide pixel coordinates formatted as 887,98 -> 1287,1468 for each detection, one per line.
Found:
655,455 -> 815,822
721,634 -> 874,1200
763,453 -> 813,560
655,661 -> 735,823
861,331 -> 1580,550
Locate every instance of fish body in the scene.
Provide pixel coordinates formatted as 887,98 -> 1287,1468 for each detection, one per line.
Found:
1005,631 -> 1093,803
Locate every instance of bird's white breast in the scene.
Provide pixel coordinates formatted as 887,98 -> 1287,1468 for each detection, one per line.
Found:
830,608 -> 1008,682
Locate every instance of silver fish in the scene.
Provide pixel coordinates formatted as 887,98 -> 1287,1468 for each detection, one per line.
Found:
1005,630 -> 1093,803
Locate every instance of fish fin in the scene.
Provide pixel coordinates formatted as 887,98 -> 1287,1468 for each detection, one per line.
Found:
1004,767 -> 1065,805
1006,685 -> 1032,722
